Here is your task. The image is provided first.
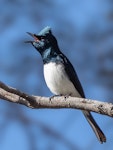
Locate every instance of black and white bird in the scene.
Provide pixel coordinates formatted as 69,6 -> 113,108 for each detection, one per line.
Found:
26,26 -> 106,143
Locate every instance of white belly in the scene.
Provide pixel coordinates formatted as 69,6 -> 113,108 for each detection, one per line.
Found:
44,62 -> 80,97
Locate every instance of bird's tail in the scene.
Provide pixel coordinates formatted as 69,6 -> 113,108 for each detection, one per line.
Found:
82,110 -> 106,143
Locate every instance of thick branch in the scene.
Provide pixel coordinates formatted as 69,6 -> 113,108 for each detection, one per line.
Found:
0,81 -> 113,117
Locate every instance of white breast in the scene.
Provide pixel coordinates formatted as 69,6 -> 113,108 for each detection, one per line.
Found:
44,62 -> 80,97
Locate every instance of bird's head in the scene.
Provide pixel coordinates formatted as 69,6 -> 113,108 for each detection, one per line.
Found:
26,26 -> 58,55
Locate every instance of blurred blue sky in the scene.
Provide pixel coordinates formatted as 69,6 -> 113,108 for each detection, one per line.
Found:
0,0 -> 113,150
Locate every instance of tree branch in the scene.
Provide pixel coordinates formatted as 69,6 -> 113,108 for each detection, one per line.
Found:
0,81 -> 113,117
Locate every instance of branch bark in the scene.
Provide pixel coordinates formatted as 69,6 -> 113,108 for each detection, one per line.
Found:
0,81 -> 113,117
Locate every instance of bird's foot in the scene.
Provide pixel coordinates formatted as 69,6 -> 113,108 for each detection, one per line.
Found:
64,94 -> 71,100
49,94 -> 71,102
49,94 -> 62,101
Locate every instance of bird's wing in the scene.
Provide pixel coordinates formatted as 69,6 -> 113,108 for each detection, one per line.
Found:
59,53 -> 85,98
58,54 -> 107,143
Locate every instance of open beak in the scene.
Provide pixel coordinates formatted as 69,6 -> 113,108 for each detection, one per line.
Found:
25,32 -> 40,43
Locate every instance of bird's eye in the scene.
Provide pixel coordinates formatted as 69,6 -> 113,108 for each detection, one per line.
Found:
40,36 -> 45,40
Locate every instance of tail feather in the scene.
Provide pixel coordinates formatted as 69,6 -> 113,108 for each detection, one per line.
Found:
83,110 -> 106,143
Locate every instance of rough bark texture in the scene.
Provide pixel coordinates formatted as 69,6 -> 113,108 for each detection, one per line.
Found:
0,81 -> 113,117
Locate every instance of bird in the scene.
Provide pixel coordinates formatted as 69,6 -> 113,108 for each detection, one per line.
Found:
26,26 -> 106,143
